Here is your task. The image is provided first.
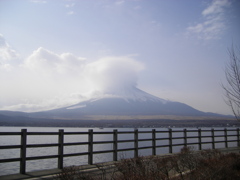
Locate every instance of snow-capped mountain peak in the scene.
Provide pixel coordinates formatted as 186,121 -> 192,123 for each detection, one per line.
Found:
23,86 -> 225,119
82,86 -> 168,104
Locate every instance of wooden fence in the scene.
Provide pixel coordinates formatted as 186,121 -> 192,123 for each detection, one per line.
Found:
0,128 -> 239,174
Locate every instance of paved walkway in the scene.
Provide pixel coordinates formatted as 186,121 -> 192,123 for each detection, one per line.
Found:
1,147 -> 240,180
0,161 -> 119,180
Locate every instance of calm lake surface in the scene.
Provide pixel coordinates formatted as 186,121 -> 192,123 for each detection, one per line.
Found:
0,126 -> 238,176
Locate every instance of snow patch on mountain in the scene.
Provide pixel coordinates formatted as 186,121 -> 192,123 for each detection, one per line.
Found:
67,87 -> 169,110
90,86 -> 167,103
67,105 -> 86,109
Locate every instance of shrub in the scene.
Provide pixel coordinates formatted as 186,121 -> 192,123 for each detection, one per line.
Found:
54,147 -> 240,180
115,155 -> 170,180
189,152 -> 240,180
53,166 -> 95,180
116,147 -> 240,180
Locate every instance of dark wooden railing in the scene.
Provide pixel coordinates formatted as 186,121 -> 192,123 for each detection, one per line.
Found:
0,128 -> 239,174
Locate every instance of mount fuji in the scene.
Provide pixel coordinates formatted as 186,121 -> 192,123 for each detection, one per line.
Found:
25,87 -> 224,120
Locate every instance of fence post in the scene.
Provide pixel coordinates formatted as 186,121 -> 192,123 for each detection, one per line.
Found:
134,129 -> 138,158
58,129 -> 64,169
152,129 -> 156,156
224,128 -> 228,148
211,128 -> 215,149
113,129 -> 118,161
169,128 -> 172,153
20,129 -> 27,174
88,129 -> 93,165
183,129 -> 187,147
237,128 -> 240,147
198,129 -> 202,150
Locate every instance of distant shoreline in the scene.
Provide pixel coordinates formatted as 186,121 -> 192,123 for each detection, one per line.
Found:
1,118 -> 239,128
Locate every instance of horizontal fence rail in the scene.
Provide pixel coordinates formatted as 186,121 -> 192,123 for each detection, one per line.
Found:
0,128 -> 240,175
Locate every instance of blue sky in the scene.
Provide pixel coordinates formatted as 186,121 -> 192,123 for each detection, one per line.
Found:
0,0 -> 239,114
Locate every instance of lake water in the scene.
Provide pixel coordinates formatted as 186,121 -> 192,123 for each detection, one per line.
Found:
0,126 -> 238,176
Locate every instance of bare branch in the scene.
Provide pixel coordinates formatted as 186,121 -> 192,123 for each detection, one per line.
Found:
222,45 -> 240,121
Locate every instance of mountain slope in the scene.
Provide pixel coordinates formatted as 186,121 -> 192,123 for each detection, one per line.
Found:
27,87 -> 224,119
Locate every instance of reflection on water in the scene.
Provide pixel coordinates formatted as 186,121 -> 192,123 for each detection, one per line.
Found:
0,126 -> 238,176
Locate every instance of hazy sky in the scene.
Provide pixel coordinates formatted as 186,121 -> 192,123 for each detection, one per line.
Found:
0,0 -> 239,114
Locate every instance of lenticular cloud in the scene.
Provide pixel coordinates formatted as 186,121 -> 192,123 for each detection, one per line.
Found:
0,40 -> 144,112
85,56 -> 144,94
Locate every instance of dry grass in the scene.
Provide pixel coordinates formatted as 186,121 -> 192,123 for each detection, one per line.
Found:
54,147 -> 240,180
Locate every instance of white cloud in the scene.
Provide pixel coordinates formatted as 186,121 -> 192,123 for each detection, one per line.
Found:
186,0 -> 231,40
0,94 -> 85,112
0,34 -> 19,61
0,45 -> 88,112
115,0 -> 125,6
0,34 -> 19,70
0,37 -> 144,112
85,56 -> 144,94
134,5 -> 141,10
29,0 -> 47,4
67,11 -> 75,15
65,2 -> 75,15
202,0 -> 230,16
23,47 -> 86,75
65,3 -> 75,8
